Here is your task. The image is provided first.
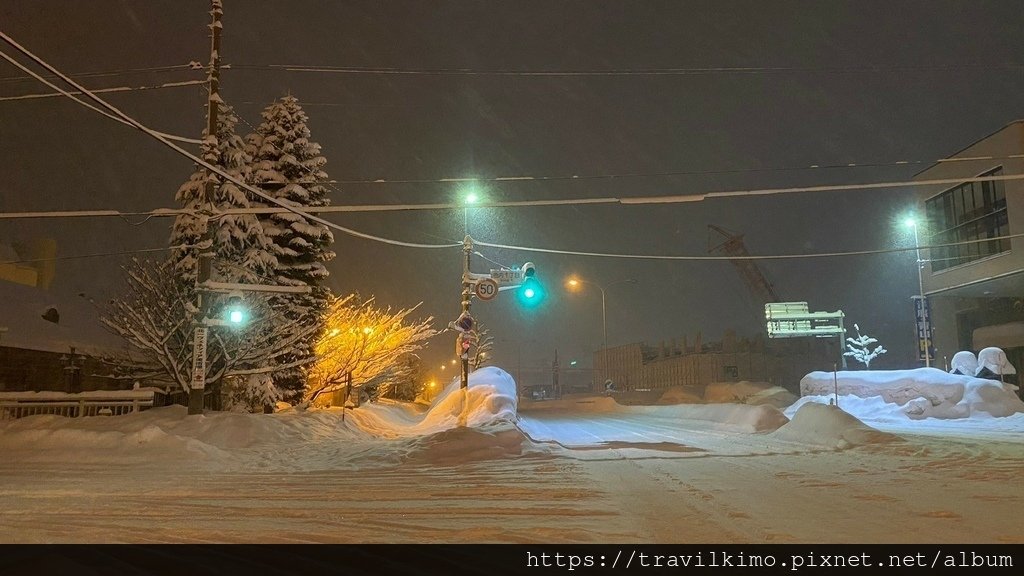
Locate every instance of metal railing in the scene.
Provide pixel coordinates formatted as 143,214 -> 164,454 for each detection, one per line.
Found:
0,393 -> 154,420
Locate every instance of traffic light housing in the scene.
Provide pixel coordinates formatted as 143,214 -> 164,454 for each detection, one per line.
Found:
517,262 -> 544,308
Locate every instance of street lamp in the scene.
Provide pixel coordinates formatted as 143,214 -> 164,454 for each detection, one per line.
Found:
464,190 -> 478,235
905,217 -> 931,367
565,276 -> 637,388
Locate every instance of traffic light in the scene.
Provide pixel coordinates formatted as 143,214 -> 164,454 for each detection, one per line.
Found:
224,292 -> 247,326
517,262 -> 544,308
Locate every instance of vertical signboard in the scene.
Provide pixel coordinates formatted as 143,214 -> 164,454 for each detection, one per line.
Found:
191,326 -> 207,390
913,296 -> 934,363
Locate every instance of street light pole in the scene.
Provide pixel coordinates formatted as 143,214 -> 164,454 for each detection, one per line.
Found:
566,277 -> 635,391
909,219 -> 931,368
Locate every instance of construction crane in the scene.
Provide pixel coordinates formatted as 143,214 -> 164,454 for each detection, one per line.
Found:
707,224 -> 780,310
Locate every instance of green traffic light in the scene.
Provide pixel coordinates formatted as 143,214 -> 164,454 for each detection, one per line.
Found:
517,277 -> 545,308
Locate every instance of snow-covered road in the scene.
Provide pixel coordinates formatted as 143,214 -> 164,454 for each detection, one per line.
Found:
2,368 -> 1023,543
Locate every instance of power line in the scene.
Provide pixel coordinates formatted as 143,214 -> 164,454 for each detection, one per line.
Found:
0,79 -> 206,102
3,35 -> 1018,266
324,154 -> 1024,185
0,245 -> 186,266
5,170 -> 1022,221
473,231 -> 1024,262
0,30 -> 460,251
0,62 -> 200,83
230,62 -> 1024,77
6,233 -> 1021,266
0,47 -> 202,145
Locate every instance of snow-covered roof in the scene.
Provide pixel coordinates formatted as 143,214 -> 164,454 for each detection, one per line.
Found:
0,281 -> 126,356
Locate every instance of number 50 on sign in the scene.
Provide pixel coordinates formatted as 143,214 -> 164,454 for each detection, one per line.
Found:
474,278 -> 498,301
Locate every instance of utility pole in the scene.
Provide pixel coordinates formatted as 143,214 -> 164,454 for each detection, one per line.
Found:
189,0 -> 223,416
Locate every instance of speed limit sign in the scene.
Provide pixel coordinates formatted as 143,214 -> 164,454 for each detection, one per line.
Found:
474,278 -> 498,301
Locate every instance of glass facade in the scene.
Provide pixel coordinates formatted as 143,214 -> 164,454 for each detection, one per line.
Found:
925,167 -> 1009,272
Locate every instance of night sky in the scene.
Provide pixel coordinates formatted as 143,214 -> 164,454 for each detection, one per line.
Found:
2,1 -> 1022,380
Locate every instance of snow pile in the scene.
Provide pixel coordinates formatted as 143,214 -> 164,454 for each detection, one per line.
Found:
654,403 -> 790,433
702,381 -> 798,408
800,368 -> 1024,418
411,366 -> 518,431
400,422 -> 529,465
771,402 -> 900,449
0,406 -> 230,463
654,386 -> 704,404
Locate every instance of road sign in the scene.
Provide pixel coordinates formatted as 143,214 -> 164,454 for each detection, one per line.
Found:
490,269 -> 523,284
474,278 -> 498,301
765,302 -> 845,338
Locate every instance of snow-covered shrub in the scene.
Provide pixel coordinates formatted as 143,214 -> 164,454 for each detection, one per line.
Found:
223,374 -> 283,413
843,323 -> 887,369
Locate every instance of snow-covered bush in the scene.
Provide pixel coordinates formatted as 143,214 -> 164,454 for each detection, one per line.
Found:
843,323 -> 887,369
223,374 -> 283,413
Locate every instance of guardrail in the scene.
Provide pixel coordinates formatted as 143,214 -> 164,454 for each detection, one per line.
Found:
0,391 -> 156,420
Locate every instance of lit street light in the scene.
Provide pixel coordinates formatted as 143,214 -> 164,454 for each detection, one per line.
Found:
905,217 -> 931,367
464,189 -> 478,234
565,276 -> 637,386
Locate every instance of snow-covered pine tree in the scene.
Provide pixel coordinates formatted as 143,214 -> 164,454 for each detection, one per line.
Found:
843,323 -> 887,369
167,101 -> 276,285
246,95 -> 335,401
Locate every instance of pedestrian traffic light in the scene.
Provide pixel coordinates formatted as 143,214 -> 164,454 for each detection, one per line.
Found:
224,292 -> 247,326
517,262 -> 544,307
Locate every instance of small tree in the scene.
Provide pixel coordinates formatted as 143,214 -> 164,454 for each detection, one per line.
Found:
843,323 -> 887,369
305,295 -> 436,406
103,258 -> 320,405
470,325 -> 494,371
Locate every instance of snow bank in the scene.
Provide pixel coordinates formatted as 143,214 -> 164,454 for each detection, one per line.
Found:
800,368 -> 1024,418
401,366 -> 518,432
646,403 -> 790,433
703,381 -> 798,408
0,406 -> 229,462
771,402 -> 900,449
401,422 -> 530,465
654,386 -> 704,405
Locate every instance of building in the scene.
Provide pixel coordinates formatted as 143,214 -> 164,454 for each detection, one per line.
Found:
0,239 -> 56,289
0,280 -> 130,393
594,331 -> 836,393
913,120 -> 1024,372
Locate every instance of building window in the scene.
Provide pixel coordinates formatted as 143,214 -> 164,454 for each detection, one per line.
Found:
925,167 -> 1009,272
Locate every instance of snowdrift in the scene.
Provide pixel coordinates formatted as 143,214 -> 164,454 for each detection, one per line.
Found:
0,367 -> 526,471
702,381 -> 798,408
641,403 -> 790,433
771,402 -> 900,449
800,368 -> 1024,418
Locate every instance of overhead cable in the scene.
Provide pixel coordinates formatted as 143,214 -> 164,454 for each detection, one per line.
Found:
0,30 -> 459,251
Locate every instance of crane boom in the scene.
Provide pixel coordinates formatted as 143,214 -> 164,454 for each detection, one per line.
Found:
707,224 -> 780,306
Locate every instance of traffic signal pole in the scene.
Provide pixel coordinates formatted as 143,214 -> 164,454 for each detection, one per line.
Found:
451,234 -> 539,404
460,235 -> 473,390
